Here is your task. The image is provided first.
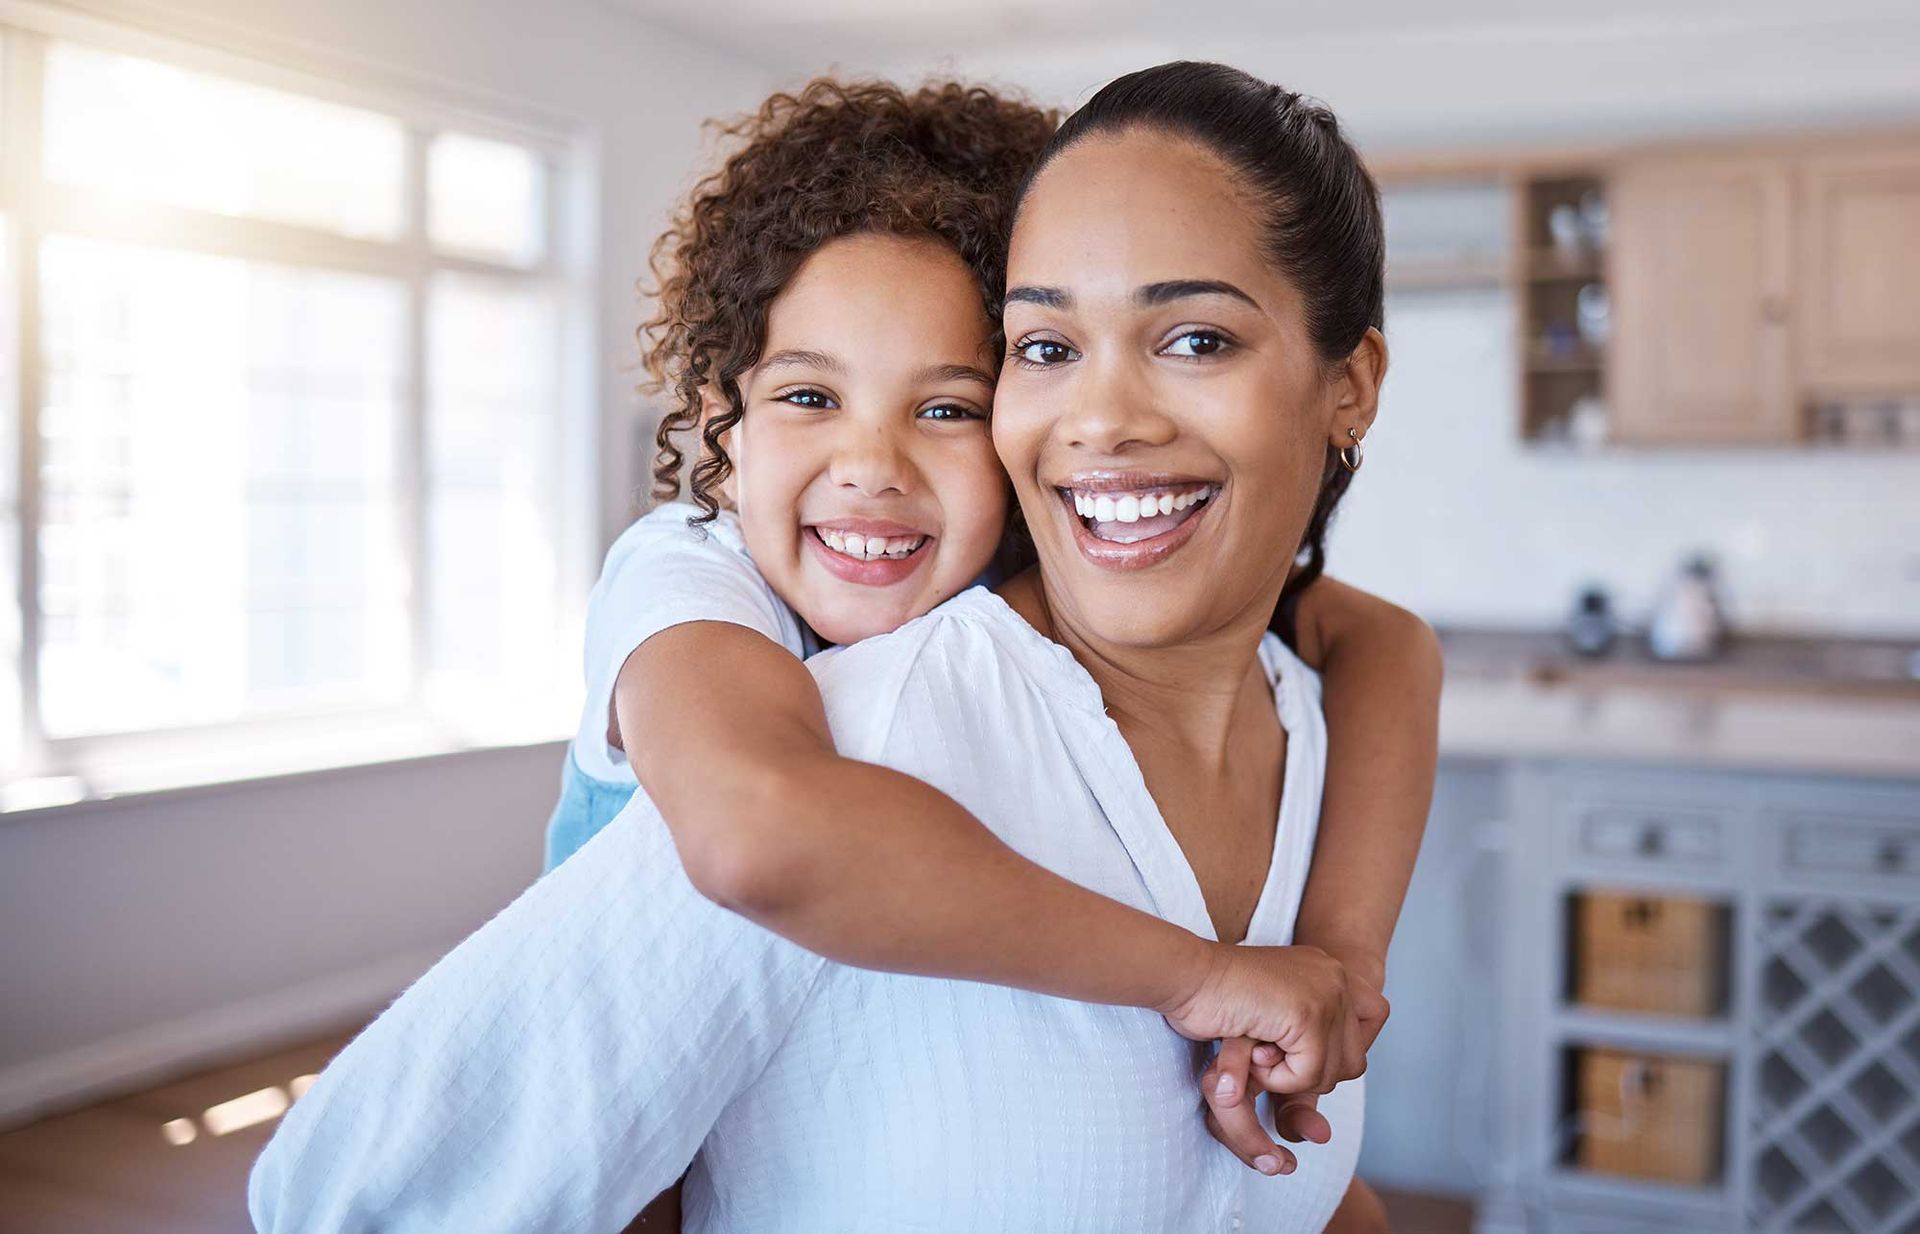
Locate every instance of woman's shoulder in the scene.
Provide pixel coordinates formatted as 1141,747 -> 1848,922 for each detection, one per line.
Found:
1259,629 -> 1325,728
807,587 -> 1077,758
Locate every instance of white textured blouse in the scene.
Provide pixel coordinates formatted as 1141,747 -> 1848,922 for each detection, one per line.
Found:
250,587 -> 1362,1233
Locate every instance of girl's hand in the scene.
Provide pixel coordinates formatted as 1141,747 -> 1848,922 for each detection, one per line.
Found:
1164,943 -> 1383,1093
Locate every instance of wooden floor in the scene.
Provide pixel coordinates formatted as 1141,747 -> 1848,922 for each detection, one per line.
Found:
0,1033 -> 1475,1233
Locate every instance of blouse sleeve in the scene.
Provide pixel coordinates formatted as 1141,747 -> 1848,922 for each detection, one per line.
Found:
571,506 -> 809,782
248,799 -> 826,1234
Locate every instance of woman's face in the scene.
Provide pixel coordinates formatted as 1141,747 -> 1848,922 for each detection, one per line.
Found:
726,233 -> 1010,645
993,126 -> 1376,650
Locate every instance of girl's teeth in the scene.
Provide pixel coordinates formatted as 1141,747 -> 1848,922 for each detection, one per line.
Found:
1093,495 -> 1117,522
1115,495 -> 1140,523
818,529 -> 926,561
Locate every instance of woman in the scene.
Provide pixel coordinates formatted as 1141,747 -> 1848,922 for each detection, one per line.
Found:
252,62 -> 1402,1233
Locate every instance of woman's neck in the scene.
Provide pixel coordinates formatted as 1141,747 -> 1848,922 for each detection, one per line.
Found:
998,569 -> 1280,767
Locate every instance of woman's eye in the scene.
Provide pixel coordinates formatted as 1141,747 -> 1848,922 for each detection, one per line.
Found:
779,388 -> 833,409
1162,330 -> 1229,358
919,403 -> 983,423
1012,338 -> 1076,366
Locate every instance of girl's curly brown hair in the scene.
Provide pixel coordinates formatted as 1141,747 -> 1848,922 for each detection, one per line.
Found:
642,78 -> 1057,521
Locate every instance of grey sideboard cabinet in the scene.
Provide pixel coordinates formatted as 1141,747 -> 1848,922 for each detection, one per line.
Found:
1476,762 -> 1920,1234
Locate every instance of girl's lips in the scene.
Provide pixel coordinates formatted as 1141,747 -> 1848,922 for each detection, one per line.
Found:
804,525 -> 934,587
1055,485 -> 1215,571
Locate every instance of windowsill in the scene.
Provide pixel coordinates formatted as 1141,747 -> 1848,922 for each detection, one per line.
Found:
1,723 -> 570,821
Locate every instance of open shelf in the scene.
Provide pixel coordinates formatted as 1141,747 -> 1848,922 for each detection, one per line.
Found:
1517,173 -> 1609,443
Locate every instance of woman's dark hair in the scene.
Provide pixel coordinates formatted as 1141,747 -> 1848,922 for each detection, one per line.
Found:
1014,61 -> 1384,647
645,78 -> 1057,522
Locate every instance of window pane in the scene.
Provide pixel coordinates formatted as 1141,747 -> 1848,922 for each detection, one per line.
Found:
0,218 -> 19,764
43,43 -> 405,241
37,236 -> 409,737
425,273 -> 568,735
429,133 -> 546,266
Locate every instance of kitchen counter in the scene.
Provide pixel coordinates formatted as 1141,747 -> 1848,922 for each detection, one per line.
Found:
1435,628 -> 1920,779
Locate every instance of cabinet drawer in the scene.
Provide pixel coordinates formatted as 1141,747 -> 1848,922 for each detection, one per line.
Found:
1580,807 -> 1722,866
1784,820 -> 1920,881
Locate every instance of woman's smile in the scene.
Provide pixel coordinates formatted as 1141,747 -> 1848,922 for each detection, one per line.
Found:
1053,472 -> 1221,570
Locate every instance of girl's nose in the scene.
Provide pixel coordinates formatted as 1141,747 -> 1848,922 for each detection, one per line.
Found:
828,422 -> 915,498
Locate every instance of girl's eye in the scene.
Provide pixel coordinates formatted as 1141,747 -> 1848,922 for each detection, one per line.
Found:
1162,330 -> 1230,359
1011,338 -> 1077,367
779,388 -> 834,409
919,403 -> 984,423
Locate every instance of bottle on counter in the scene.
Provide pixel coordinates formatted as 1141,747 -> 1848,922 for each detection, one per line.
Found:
1647,555 -> 1727,662
1567,585 -> 1618,658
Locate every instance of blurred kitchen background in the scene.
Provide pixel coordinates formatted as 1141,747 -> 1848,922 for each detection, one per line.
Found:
0,2 -> 1916,1232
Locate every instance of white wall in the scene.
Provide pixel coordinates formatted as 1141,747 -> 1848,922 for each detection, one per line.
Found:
1332,289 -> 1920,637
0,0 -> 772,1125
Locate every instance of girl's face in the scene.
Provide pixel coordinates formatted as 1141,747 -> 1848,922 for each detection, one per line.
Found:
725,233 -> 1010,645
993,127 -> 1381,650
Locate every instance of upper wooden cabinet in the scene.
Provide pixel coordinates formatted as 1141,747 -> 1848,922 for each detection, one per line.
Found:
1796,148 -> 1920,396
1607,157 -> 1798,445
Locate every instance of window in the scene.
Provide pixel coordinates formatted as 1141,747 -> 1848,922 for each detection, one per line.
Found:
1,18 -> 589,802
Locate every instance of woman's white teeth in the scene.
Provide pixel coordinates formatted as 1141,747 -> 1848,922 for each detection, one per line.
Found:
818,529 -> 926,560
1069,485 -> 1214,524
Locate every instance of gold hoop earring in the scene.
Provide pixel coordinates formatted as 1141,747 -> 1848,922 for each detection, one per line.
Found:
1338,427 -> 1365,473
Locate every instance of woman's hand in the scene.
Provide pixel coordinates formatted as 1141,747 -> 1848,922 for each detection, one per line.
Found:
1164,942 -> 1384,1092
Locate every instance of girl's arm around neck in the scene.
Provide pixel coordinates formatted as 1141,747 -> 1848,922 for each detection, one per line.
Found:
1289,578 -> 1444,997
617,620 -> 1215,1010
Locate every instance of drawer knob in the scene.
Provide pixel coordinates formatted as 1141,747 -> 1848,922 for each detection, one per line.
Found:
1638,828 -> 1666,857
1877,841 -> 1904,873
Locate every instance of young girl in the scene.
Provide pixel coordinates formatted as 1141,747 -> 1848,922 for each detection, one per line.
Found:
559,79 -> 1437,1225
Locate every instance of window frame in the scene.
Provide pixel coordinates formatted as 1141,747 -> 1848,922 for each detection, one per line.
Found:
0,2 -> 597,804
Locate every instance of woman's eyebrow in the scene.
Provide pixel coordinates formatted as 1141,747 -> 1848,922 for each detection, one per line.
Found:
1135,279 -> 1259,309
913,362 -> 996,388
758,348 -> 843,374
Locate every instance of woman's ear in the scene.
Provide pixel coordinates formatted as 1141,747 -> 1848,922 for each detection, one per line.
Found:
1326,326 -> 1387,449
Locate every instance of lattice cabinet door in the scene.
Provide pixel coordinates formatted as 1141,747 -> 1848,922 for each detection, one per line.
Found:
1747,899 -> 1920,1233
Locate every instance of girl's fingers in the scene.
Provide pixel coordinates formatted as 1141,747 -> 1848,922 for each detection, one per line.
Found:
1251,1042 -> 1281,1067
1204,1108 -> 1297,1177
1201,1037 -> 1289,1176
1203,1036 -> 1255,1112
1272,1094 -> 1332,1145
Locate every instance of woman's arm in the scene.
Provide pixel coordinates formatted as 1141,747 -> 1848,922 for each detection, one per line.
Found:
1289,576 -> 1443,1004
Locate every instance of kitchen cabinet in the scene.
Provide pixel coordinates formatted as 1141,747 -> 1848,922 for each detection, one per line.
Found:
1477,764 -> 1920,1234
1607,158 -> 1798,445
1374,128 -> 1920,449
1797,148 -> 1920,396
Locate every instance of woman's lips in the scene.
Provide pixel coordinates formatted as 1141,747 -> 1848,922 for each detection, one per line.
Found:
803,524 -> 934,587
1053,481 -> 1218,571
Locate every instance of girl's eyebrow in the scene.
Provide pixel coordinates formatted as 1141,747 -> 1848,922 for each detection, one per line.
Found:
759,348 -> 843,374
913,362 -> 995,388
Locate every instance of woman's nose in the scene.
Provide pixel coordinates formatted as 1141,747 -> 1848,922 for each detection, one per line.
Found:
828,422 -> 915,497
1058,363 -> 1177,454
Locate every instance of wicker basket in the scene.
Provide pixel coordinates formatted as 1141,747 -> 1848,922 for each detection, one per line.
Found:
1573,892 -> 1727,1017
1574,1047 -> 1725,1185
